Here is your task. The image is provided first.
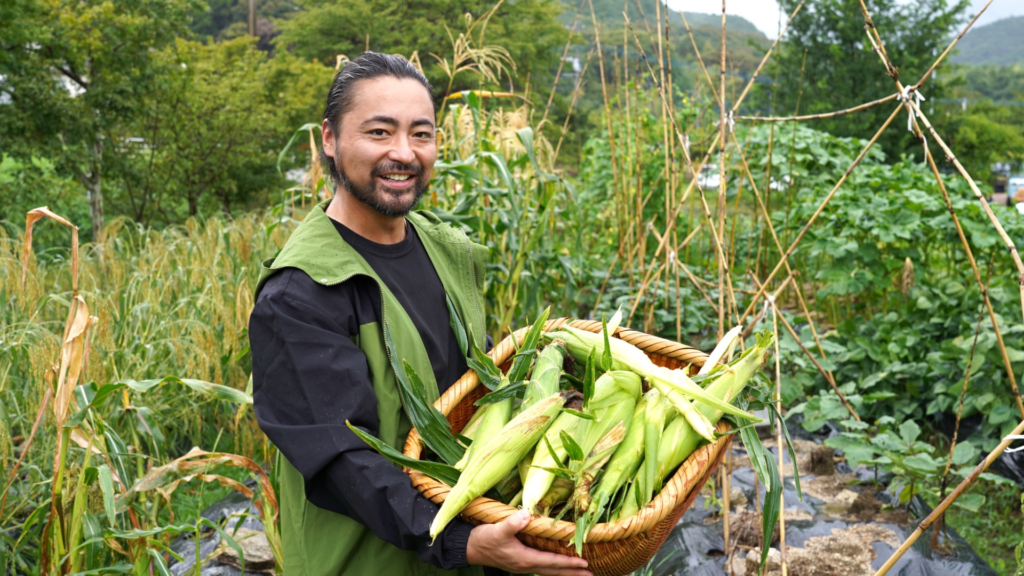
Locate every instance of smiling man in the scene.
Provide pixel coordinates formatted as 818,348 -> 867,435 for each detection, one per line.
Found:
248,53 -> 591,576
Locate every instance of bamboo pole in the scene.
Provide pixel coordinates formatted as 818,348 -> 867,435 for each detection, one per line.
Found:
737,104 -> 904,326
854,0 -> 1024,416
538,1 -> 585,131
770,299 -> 788,576
717,0 -> 727,339
735,93 -> 898,122
873,415 -> 1024,576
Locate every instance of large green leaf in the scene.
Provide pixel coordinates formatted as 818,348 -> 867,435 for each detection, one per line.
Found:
347,422 -> 461,486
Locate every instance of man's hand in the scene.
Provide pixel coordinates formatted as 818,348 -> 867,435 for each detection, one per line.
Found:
466,510 -> 592,576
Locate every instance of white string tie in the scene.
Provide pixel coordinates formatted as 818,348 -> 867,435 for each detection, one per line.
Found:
727,111 -> 736,133
898,86 -> 926,132
1005,435 -> 1024,453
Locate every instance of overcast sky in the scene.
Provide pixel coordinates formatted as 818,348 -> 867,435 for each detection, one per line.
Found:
664,0 -> 1024,39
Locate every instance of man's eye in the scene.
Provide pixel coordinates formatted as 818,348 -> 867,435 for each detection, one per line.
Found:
370,129 -> 388,136
415,131 -> 434,139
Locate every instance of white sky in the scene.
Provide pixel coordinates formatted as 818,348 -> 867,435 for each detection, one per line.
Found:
665,0 -> 1024,39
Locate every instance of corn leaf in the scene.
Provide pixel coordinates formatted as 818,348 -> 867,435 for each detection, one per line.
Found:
98,465 -> 116,527
507,307 -> 551,383
474,382 -> 527,406
583,349 -> 597,409
468,339 -> 501,391
145,549 -> 173,576
758,453 -> 783,574
600,312 -> 613,373
395,359 -> 465,466
446,295 -> 469,356
562,408 -> 595,421
68,563 -> 134,575
560,430 -> 584,462
541,434 -> 563,468
200,518 -> 245,574
767,403 -> 802,500
347,422 -> 462,487
530,465 -> 574,482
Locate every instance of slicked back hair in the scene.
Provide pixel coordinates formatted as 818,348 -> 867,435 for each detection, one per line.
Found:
320,51 -> 434,186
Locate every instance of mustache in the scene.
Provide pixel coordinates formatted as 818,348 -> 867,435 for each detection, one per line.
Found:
371,161 -> 425,179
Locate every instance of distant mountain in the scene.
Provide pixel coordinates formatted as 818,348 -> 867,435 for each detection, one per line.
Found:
951,15 -> 1024,66
567,0 -> 763,36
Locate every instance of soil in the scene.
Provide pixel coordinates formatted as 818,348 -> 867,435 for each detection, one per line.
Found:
742,524 -> 901,576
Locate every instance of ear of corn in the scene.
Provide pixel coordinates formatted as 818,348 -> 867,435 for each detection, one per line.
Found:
570,371 -> 641,473
459,402 -> 487,440
545,327 -> 758,437
430,393 -> 564,540
589,389 -> 665,505
629,330 -> 776,513
454,374 -> 513,471
519,340 -> 566,412
537,475 -> 573,516
698,325 -> 743,376
522,411 -> 585,513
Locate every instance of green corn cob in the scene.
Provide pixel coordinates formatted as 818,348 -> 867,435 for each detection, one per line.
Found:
429,394 -> 563,540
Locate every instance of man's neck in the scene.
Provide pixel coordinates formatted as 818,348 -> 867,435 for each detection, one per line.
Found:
325,190 -> 407,245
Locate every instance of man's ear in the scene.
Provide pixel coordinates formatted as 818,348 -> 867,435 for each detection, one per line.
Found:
322,119 -> 336,160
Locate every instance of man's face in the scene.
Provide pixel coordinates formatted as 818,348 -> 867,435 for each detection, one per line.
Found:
323,77 -> 437,217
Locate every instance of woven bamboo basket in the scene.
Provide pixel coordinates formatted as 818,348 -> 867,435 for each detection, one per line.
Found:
403,318 -> 734,576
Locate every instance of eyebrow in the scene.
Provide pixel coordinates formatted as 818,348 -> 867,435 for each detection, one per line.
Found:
361,115 -> 435,130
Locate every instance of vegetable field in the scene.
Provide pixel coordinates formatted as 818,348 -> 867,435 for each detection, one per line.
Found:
2,0 -> 1024,574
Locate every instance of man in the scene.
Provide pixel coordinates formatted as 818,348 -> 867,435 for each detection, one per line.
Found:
248,52 -> 591,576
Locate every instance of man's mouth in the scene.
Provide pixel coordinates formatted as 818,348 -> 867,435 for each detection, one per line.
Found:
377,173 -> 416,188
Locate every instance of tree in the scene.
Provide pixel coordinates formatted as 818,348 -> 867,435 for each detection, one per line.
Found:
0,0 -> 203,241
273,0 -> 568,100
111,37 -> 329,223
760,0 -> 969,159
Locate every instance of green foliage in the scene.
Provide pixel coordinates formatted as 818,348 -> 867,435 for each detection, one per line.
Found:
274,0 -> 567,96
0,154 -> 90,248
113,36 -> 330,222
954,63 -> 1024,102
0,0 -> 206,239
765,0 -> 969,159
950,15 -> 1024,67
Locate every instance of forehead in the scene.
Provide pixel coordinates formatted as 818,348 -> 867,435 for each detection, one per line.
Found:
345,76 -> 435,125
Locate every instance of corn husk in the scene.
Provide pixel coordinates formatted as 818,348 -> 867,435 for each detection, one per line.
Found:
454,374 -> 513,471
624,330 -> 775,516
521,411 -> 585,513
429,394 -> 563,540
545,327 -> 758,441
519,340 -> 566,412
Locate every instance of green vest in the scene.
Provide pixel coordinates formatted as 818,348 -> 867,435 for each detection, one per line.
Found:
256,201 -> 488,576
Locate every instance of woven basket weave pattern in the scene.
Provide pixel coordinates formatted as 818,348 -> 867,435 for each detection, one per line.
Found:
403,318 -> 734,576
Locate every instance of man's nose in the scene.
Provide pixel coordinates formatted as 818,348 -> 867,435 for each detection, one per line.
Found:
388,135 -> 416,165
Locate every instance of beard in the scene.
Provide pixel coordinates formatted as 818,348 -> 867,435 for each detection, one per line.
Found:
336,159 -> 430,217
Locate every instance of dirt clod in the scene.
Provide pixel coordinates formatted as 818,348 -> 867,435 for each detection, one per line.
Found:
808,446 -> 836,476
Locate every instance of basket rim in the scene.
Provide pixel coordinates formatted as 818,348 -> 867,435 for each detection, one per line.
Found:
402,317 -> 731,543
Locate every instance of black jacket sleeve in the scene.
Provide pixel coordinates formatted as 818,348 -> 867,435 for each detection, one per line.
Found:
248,270 -> 474,570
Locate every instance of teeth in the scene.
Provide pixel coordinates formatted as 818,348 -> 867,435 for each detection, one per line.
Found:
381,174 -> 411,181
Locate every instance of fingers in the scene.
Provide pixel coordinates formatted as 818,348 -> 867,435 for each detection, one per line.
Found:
515,547 -> 590,575
497,509 -> 531,537
532,569 -> 593,576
